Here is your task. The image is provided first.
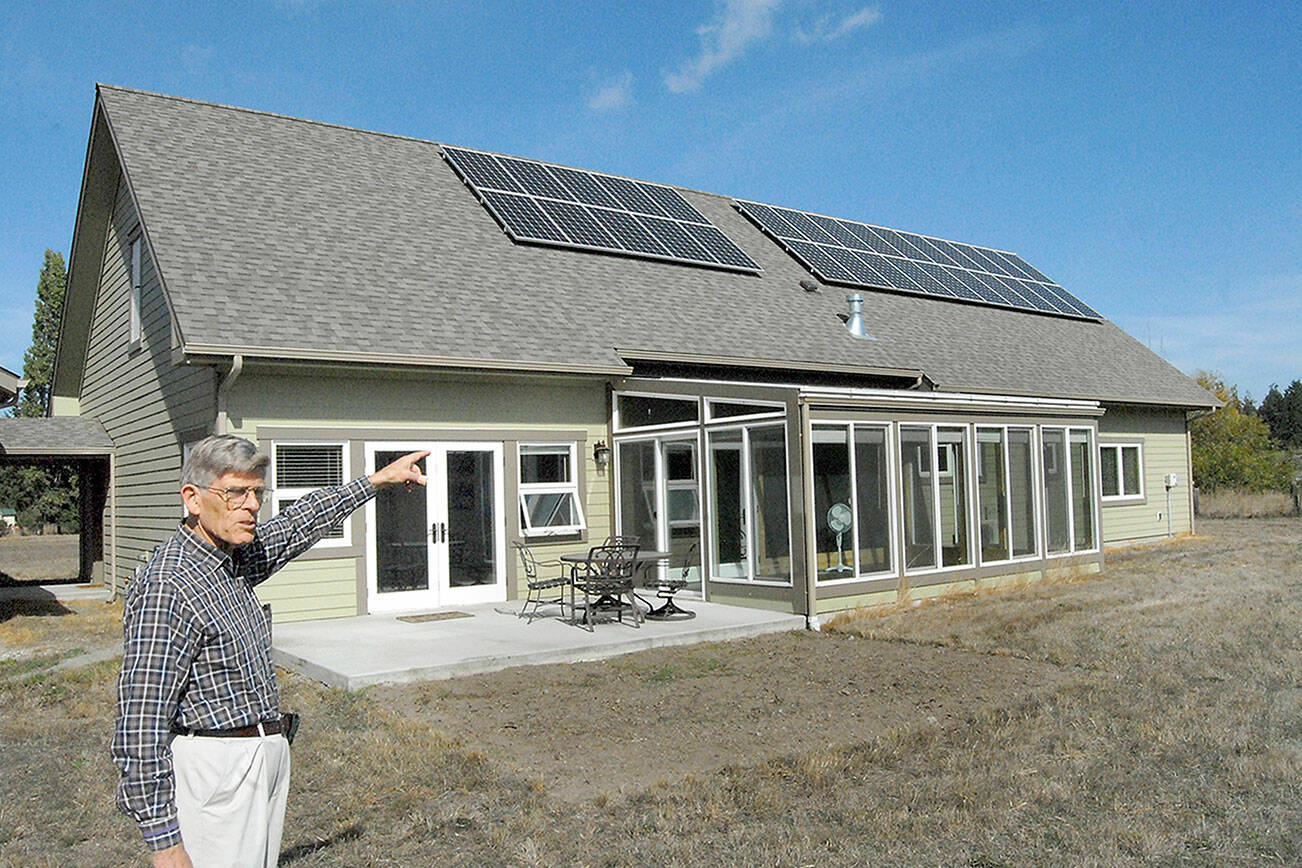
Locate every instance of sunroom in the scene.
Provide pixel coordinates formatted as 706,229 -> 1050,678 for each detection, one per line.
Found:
610,378 -> 1105,618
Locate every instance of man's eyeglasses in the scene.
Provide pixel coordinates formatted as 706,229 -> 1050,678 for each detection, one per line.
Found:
206,486 -> 271,508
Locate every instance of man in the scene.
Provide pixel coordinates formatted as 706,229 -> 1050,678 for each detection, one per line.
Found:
112,434 -> 427,867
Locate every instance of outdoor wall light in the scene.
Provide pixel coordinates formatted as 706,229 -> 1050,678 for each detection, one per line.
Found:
592,440 -> 611,469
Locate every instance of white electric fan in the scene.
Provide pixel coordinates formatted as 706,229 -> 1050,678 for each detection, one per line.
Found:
826,502 -> 853,573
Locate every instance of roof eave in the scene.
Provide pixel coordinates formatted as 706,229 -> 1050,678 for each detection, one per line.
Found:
179,343 -> 632,377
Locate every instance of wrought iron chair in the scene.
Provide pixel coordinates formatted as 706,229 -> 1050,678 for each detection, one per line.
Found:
644,542 -> 697,621
516,542 -> 569,622
570,542 -> 641,630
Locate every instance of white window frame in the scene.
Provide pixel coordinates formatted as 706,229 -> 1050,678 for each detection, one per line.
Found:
704,421 -> 794,587
518,442 -> 586,537
1042,426 -> 1100,558
612,391 -> 701,434
811,420 -> 898,586
974,425 -> 1041,566
129,235 -> 143,347
272,441 -> 350,548
1099,442 -> 1145,502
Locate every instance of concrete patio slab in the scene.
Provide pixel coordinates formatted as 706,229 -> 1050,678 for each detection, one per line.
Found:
272,599 -> 807,690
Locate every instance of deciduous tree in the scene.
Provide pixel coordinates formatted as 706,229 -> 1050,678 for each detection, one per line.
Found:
1191,372 -> 1295,493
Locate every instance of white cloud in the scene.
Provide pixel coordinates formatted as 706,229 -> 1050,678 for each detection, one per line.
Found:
588,72 -> 634,111
794,6 -> 882,44
664,0 -> 782,93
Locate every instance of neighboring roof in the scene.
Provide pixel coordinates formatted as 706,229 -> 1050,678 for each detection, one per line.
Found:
60,84 -> 1215,408
0,417 -> 114,456
0,366 -> 24,407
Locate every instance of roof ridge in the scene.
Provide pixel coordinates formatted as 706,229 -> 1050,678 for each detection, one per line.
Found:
95,83 -> 440,149
93,84 -> 741,203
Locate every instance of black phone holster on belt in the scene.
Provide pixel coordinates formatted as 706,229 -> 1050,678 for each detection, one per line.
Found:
282,712 -> 301,746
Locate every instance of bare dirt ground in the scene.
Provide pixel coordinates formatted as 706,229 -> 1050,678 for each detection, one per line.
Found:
375,631 -> 1079,801
0,533 -> 79,582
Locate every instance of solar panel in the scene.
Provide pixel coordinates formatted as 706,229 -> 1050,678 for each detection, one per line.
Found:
736,200 -> 1100,320
445,146 -> 759,273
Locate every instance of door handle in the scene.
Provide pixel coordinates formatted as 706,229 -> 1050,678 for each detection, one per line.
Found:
440,522 -> 447,543
429,523 -> 448,543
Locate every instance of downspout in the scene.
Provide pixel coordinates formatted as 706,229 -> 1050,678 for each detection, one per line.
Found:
214,354 -> 243,435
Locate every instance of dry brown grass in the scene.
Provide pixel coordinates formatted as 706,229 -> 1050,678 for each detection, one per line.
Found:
1199,487 -> 1297,518
1,517 -> 1300,866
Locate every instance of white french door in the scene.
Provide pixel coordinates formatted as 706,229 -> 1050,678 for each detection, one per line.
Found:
364,442 -> 506,613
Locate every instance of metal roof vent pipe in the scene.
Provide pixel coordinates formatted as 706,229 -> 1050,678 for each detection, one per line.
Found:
845,293 -> 876,340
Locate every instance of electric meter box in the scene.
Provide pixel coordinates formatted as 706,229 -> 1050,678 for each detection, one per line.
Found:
1164,473 -> 1179,488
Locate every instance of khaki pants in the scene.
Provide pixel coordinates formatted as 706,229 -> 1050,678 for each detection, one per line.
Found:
170,730 -> 291,868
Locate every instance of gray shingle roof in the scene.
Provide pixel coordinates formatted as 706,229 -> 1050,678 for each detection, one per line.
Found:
95,85 -> 1214,408
0,417 -> 113,456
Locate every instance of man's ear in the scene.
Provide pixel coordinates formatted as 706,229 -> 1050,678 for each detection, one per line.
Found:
180,484 -> 202,518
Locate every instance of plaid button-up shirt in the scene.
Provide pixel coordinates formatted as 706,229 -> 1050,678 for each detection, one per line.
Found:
112,476 -> 375,851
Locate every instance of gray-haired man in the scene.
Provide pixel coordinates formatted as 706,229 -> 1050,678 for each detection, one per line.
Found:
112,434 -> 427,868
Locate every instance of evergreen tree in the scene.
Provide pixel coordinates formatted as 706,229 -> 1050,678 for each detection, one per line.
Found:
16,250 -> 67,418
1259,381 -> 1302,449
1191,372 -> 1294,493
0,250 -> 79,532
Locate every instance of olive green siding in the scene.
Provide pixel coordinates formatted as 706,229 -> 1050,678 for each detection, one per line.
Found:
1098,406 -> 1193,545
78,173 -> 216,587
226,371 -> 612,622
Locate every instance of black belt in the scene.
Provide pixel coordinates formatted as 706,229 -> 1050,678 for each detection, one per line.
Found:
172,718 -> 283,738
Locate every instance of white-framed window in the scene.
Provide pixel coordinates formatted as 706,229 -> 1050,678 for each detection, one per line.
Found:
129,235 -> 143,346
1099,443 -> 1144,500
518,442 -> 586,536
273,442 -> 349,546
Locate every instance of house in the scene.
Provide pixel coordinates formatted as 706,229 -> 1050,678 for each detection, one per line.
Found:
49,85 -> 1215,624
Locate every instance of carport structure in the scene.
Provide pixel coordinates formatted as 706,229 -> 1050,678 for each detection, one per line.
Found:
0,416 -> 114,584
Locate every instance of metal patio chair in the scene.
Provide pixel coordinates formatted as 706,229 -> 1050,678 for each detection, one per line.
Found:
516,542 -> 570,622
570,542 -> 641,630
643,542 -> 697,621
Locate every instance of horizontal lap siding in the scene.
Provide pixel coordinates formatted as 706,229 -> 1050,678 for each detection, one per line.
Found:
80,176 -> 216,585
258,559 -> 357,622
1099,407 -> 1192,545
230,372 -> 611,617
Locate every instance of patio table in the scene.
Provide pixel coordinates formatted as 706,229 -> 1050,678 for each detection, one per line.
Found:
561,549 -> 670,619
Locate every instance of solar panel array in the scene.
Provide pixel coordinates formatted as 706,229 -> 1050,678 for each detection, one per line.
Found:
735,200 -> 1099,320
443,147 -> 760,273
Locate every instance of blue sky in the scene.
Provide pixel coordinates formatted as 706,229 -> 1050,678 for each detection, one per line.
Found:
1,1 -> 1298,401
